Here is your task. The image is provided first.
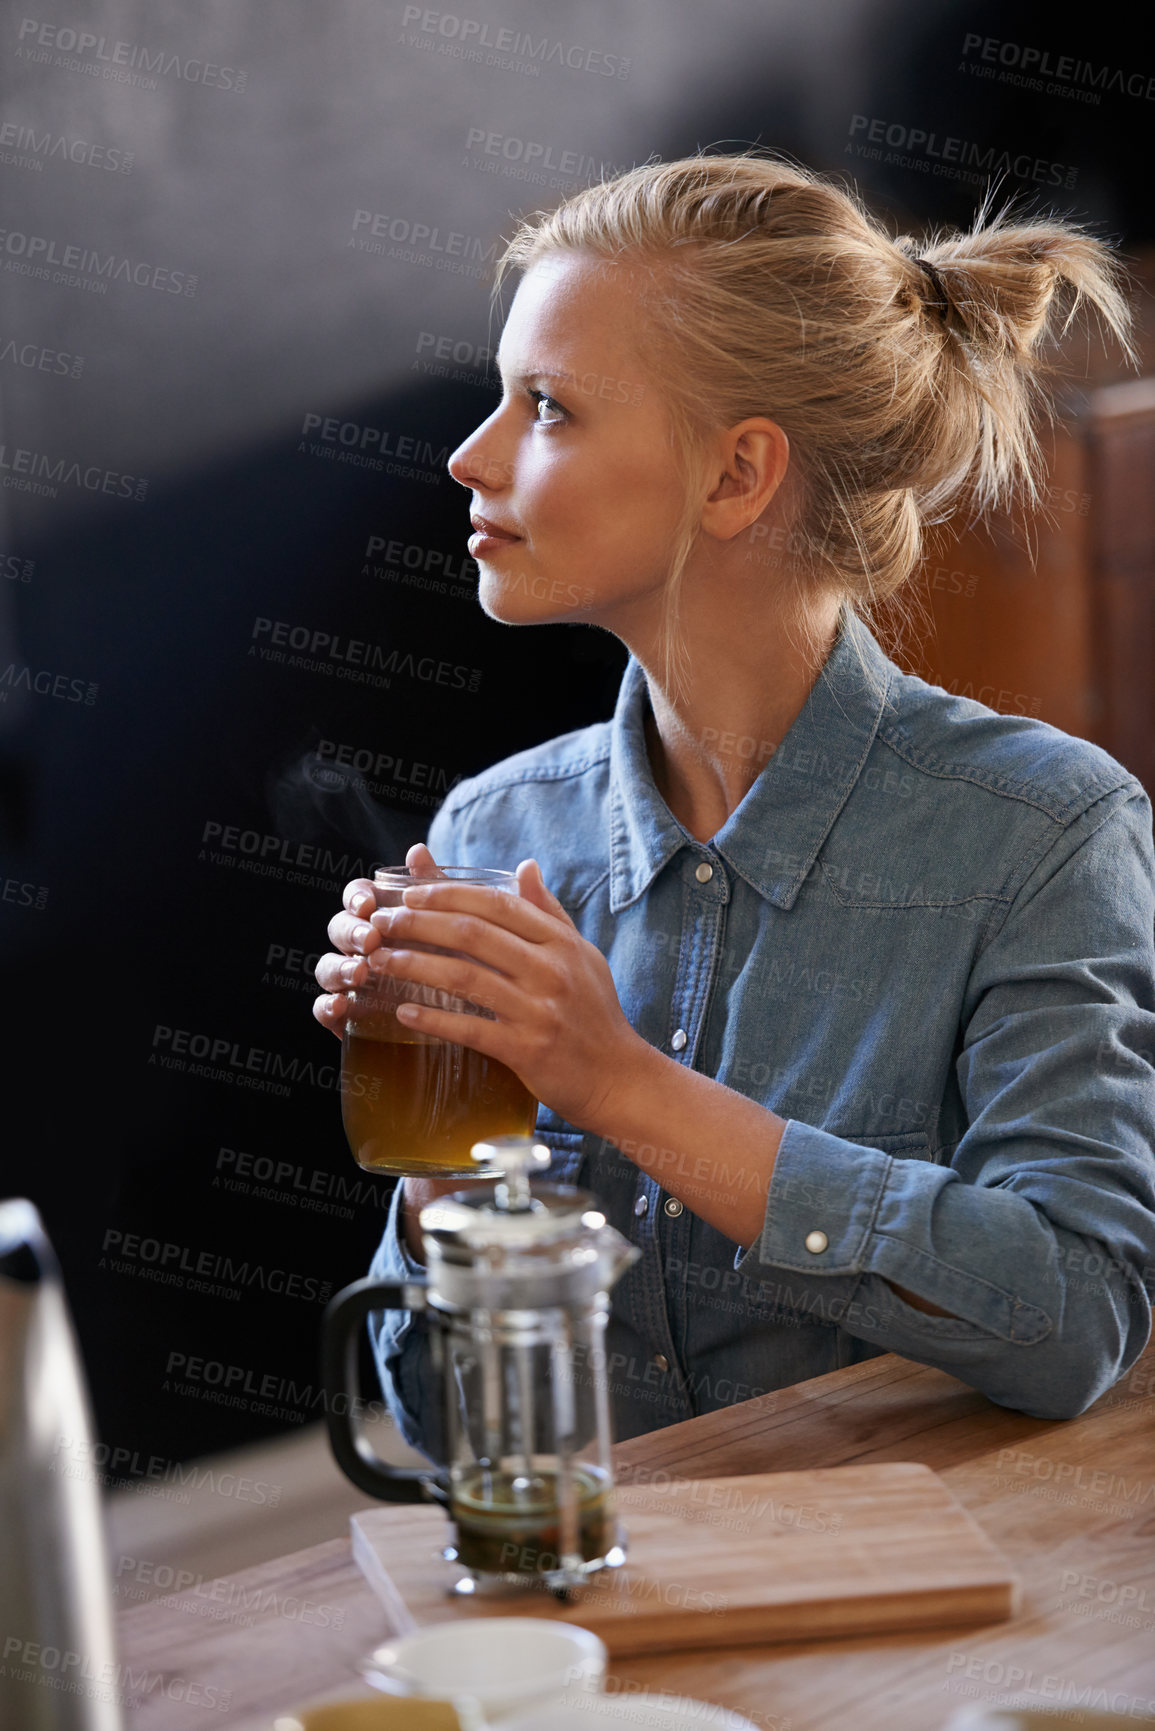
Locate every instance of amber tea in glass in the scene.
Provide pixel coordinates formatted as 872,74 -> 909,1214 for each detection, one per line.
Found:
449,1462 -> 611,1577
340,868 -> 538,1177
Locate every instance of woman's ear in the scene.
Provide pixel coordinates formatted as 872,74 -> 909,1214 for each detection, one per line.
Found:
701,417 -> 790,540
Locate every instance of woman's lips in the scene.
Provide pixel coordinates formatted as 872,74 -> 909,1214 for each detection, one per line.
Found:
468,527 -> 522,556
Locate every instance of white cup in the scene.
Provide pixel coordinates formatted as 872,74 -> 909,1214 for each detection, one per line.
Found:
360,1617 -> 606,1726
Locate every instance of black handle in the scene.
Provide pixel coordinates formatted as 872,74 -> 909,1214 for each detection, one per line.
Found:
321,1276 -> 447,1504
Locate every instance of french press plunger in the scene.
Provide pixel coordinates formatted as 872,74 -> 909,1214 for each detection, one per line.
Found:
323,1134 -> 639,1594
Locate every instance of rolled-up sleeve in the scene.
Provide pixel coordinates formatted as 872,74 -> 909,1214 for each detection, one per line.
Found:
736,785 -> 1155,1420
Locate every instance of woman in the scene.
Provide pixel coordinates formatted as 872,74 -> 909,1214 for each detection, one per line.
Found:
312,154 -> 1155,1447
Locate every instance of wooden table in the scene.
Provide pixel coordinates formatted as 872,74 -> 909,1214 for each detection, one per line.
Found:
117,1337 -> 1155,1730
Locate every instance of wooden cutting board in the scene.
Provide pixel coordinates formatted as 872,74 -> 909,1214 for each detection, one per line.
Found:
351,1462 -> 1018,1655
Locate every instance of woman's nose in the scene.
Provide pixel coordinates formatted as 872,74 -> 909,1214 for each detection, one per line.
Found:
448,411 -> 513,491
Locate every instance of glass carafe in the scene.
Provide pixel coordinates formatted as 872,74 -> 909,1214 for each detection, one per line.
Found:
322,1136 -> 640,1593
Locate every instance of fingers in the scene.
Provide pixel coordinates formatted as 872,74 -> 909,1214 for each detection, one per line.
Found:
387,879 -> 557,947
343,877 -> 378,916
327,908 -> 384,956
316,853 -> 445,1040
371,903 -> 535,977
314,951 -> 376,993
406,841 -> 444,878
393,994 -> 507,1058
515,858 -> 575,926
312,990 -> 351,1035
381,945 -> 522,1020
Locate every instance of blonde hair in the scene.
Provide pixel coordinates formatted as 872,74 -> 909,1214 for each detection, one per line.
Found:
490,151 -> 1136,699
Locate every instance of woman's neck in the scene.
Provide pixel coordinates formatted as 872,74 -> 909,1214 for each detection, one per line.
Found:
637,600 -> 843,843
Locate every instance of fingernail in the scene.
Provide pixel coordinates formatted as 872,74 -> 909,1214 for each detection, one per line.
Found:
368,949 -> 390,974
340,959 -> 361,985
352,923 -> 373,949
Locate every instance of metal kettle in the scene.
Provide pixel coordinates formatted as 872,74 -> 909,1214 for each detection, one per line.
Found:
0,1198 -> 125,1731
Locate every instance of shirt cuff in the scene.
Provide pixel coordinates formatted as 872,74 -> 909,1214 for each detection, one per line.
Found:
735,1117 -> 891,1276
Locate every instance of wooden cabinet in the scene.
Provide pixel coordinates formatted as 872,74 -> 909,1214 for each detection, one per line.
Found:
882,378 -> 1155,799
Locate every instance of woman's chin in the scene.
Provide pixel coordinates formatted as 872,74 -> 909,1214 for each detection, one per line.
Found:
478,571 -> 590,626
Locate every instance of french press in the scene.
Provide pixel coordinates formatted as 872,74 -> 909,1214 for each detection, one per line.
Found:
323,1134 -> 639,1594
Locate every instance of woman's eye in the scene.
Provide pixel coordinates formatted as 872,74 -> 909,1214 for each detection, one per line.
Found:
528,390 -> 566,425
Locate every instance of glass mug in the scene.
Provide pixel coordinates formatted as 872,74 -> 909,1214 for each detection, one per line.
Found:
340,868 -> 539,1177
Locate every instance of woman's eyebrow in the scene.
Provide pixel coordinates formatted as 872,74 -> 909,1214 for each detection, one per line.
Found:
494,355 -> 575,388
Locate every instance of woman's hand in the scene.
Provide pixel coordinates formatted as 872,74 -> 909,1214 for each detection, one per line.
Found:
373,858 -> 647,1134
312,842 -> 442,1035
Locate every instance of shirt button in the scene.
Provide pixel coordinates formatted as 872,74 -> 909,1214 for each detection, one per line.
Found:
634,1194 -> 648,1217
695,861 -> 713,883
663,1197 -> 684,1218
653,1354 -> 669,1372
805,1230 -> 829,1254
670,1028 -> 687,1051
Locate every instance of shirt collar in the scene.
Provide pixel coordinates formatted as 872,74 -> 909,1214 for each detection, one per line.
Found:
608,609 -> 893,913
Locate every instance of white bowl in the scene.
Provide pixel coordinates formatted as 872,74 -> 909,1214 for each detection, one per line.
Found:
498,1691 -> 761,1730
361,1617 -> 606,1723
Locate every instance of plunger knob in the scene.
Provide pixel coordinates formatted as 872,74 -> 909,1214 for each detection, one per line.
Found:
471,1134 -> 552,1211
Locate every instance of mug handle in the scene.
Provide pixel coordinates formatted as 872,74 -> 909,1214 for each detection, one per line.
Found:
321,1276 -> 448,1504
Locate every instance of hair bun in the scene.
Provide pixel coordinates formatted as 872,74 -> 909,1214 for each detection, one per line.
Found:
912,256 -> 951,319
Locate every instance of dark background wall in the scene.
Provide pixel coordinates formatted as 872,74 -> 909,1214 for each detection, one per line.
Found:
1,0 -> 1149,1470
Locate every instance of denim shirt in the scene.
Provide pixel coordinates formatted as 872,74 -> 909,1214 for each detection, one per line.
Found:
368,610 -> 1155,1447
